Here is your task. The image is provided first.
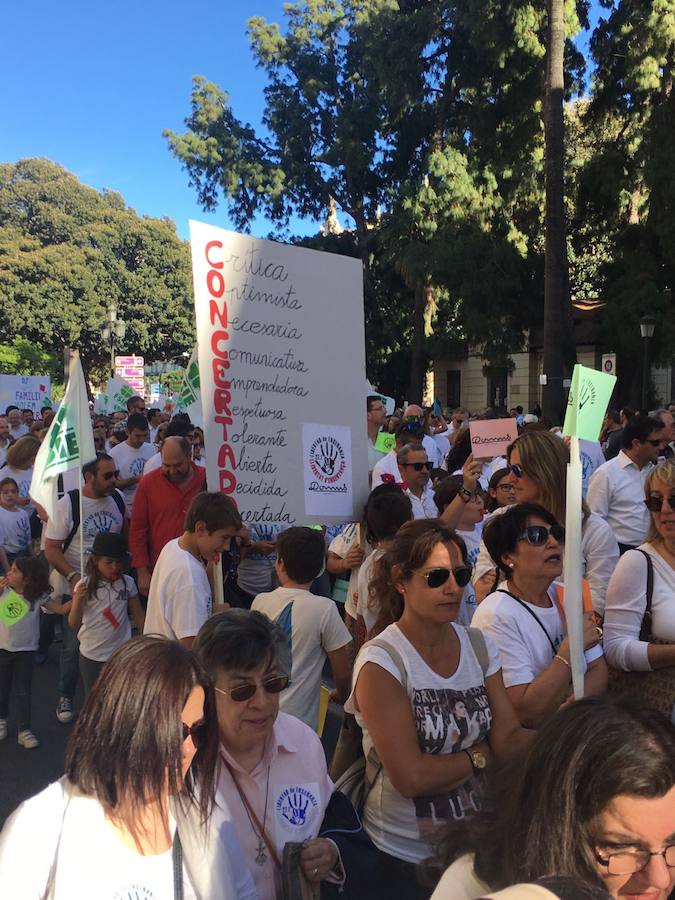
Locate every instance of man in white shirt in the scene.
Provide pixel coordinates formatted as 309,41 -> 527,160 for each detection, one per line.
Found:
110,414 -> 155,516
371,427 -> 418,488
6,408 -> 28,440
650,407 -> 675,459
397,443 -> 437,518
588,414 -> 665,554
0,417 -> 13,467
401,404 -> 441,466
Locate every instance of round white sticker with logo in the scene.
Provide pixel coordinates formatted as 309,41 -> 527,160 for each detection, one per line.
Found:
274,782 -> 320,840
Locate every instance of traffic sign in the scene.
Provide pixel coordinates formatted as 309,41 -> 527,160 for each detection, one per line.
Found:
601,353 -> 616,377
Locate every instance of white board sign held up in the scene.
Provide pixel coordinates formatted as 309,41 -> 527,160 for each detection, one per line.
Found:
189,221 -> 369,526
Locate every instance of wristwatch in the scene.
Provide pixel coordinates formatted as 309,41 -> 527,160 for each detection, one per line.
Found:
65,570 -> 79,582
464,747 -> 487,774
458,485 -> 474,503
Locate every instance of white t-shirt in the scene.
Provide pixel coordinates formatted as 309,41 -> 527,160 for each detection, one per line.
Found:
143,450 -> 162,475
431,854 -> 490,900
2,465 -> 35,518
456,523 -> 482,627
370,450 -> 400,489
9,423 -> 28,440
0,506 -> 32,555
236,523 -> 283,596
77,574 -> 137,662
579,439 -> 606,497
252,586 -> 351,730
346,623 -> 501,864
0,442 -> 10,468
44,492 -> 125,574
356,547 -> 385,636
328,523 -> 367,618
144,538 -> 212,641
110,441 -> 155,515
0,588 -> 51,652
0,779 -> 256,900
471,587 -> 565,688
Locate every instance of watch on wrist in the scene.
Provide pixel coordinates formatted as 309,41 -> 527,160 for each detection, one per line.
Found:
464,747 -> 487,774
458,485 -> 474,503
66,570 -> 79,582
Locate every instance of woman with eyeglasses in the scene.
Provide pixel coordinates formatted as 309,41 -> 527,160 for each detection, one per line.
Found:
603,460 -> 675,721
430,696 -> 675,900
473,503 -> 607,729
194,609 -> 346,900
486,468 -> 516,514
346,518 -> 527,899
0,635 -> 256,898
473,432 -> 619,612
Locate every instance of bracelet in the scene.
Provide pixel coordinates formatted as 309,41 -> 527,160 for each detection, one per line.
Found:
65,571 -> 79,582
554,654 -> 570,669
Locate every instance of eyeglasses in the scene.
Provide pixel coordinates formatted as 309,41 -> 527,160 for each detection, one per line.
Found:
645,494 -> 675,513
496,482 -> 516,492
594,845 -> 675,876
518,524 -> 565,546
401,461 -> 433,472
413,566 -> 473,589
507,463 -> 524,479
643,439 -> 663,447
101,470 -> 120,480
214,674 -> 289,703
370,405 -> 385,412
182,717 -> 208,747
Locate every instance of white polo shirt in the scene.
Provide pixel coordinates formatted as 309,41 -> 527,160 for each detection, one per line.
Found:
407,483 -> 438,519
587,451 -> 651,547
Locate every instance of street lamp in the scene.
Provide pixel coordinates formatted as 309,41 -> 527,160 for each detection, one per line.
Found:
101,302 -> 126,375
639,314 -> 656,412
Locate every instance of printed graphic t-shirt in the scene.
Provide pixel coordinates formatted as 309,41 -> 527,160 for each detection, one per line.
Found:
346,623 -> 501,864
44,492 -> 125,573
0,506 -> 32,555
110,441 -> 156,515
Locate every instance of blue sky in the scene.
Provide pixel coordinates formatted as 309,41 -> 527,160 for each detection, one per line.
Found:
1,0 -> 605,242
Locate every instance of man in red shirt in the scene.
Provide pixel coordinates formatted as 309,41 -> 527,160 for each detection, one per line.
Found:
130,436 -> 206,595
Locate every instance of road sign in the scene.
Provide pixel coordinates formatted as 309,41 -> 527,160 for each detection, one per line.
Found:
601,353 -> 616,377
114,355 -> 144,367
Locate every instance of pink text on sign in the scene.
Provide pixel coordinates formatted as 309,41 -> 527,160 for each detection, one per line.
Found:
468,418 -> 519,459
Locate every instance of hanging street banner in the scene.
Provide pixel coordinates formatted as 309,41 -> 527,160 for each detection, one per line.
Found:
0,375 -> 51,413
174,347 -> 204,428
189,220 -> 369,526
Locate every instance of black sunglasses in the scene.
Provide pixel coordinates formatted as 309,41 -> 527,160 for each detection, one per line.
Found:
506,463 -> 524,478
182,717 -> 208,747
413,566 -> 472,589
101,470 -> 120,480
402,461 -> 434,472
519,524 -> 565,546
645,494 -> 675,513
214,674 -> 289,703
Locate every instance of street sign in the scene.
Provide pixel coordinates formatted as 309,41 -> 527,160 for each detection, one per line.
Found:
114,355 -> 144,367
601,352 -> 616,377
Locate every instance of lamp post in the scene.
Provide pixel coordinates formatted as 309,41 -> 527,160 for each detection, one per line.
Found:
639,315 -> 656,412
101,302 -> 126,375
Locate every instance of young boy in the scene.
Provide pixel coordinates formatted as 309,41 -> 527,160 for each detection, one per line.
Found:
0,478 -> 32,574
252,526 -> 351,730
144,492 -> 242,648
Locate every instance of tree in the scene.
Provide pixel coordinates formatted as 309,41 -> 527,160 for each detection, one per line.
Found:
0,159 -> 195,386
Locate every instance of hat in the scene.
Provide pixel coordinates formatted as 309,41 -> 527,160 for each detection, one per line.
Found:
523,414 -> 539,424
91,532 -> 129,560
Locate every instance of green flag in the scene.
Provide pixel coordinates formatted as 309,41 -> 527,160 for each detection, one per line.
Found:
30,351 -> 96,519
563,364 -> 617,441
174,347 -> 203,427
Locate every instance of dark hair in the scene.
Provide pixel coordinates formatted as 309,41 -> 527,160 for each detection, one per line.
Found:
445,428 -> 472,472
184,492 -> 242,533
125,395 -> 144,410
126,413 -> 149,433
433,474 -> 467,513
605,408 -> 621,425
84,538 -> 129,600
620,406 -> 635,420
13,556 -> 52,607
395,421 -> 423,441
622,414 -> 664,449
165,420 -> 194,439
194,608 -> 290,678
370,518 -> 467,635
486,467 -> 511,512
483,502 -> 560,578
277,526 -> 325,583
5,405 -> 19,414
434,697 -> 675,891
0,476 -> 19,492
367,395 -> 383,412
65,636 -> 218,828
364,485 -> 413,544
82,451 -> 113,479
147,408 -> 162,421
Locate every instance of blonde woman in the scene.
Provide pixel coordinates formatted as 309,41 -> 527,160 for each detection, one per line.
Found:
473,432 -> 619,614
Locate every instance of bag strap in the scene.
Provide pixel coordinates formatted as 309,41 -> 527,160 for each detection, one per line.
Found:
62,490 -> 80,553
221,756 -> 282,870
499,589 -> 558,658
636,549 -> 654,642
172,829 -> 184,900
466,627 -> 489,676
361,637 -> 409,790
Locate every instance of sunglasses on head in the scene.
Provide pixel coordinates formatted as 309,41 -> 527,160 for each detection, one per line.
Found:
413,566 -> 472,589
506,463 -> 524,478
182,717 -> 208,747
519,524 -> 565,546
645,494 -> 675,513
400,422 -> 423,433
214,674 -> 289,703
402,461 -> 434,472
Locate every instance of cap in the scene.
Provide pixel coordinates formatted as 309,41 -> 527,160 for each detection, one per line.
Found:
91,532 -> 129,560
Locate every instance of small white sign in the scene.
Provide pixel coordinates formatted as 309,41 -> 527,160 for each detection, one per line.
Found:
302,423 -> 353,518
601,353 -> 616,377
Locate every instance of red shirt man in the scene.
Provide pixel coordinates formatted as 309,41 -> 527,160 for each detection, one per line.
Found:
130,436 -> 206,595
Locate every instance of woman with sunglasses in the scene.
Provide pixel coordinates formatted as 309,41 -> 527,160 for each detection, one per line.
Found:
194,609 -> 345,900
430,696 -> 675,900
603,460 -> 675,721
0,635 -> 256,898
347,518 -> 526,899
473,432 -> 619,611
474,503 -> 607,729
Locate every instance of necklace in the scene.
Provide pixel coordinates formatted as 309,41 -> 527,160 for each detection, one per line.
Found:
224,756 -> 272,866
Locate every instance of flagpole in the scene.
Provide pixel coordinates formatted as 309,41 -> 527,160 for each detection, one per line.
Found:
74,352 -> 86,581
564,435 -> 585,699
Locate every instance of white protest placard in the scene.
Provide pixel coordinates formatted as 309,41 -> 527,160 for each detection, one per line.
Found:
0,375 -> 51,413
189,221 -> 369,526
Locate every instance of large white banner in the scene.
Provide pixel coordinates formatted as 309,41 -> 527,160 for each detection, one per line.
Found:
189,221 -> 369,526
0,375 -> 51,414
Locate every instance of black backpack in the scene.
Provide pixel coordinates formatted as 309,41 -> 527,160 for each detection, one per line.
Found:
62,489 -> 126,552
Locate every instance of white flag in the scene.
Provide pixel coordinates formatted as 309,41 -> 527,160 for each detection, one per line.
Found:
174,347 -> 203,428
30,352 -> 96,519
93,375 -> 137,414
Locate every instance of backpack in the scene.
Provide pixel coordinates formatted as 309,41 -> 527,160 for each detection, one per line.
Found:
62,489 -> 126,553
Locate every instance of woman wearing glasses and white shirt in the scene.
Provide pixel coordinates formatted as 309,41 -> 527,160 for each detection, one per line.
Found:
472,503 -> 607,729
194,609 -> 345,900
603,460 -> 675,722
347,518 -> 528,900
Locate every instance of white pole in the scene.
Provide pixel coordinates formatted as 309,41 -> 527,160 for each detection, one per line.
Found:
74,351 -> 85,581
564,436 -> 586,698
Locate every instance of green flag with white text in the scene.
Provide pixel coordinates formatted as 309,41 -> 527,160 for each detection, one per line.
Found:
30,352 -> 96,519
562,364 -> 617,442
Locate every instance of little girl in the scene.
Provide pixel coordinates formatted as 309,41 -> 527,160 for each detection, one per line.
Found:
69,532 -> 144,695
0,477 -> 32,574
0,557 -> 70,748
